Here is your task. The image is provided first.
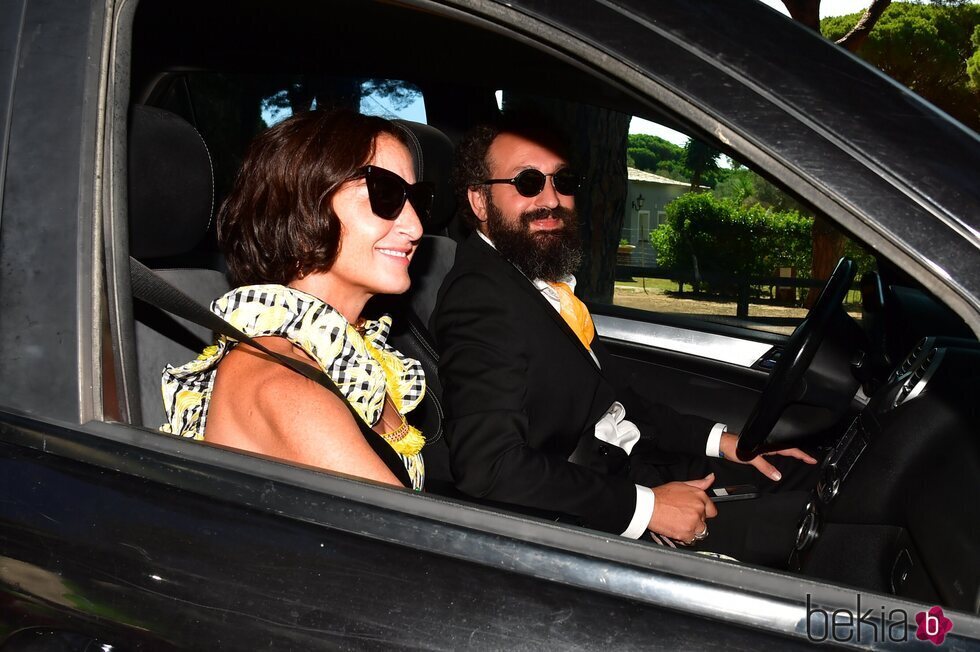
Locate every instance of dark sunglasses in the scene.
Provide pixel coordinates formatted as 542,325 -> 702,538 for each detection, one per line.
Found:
355,165 -> 434,221
479,168 -> 581,198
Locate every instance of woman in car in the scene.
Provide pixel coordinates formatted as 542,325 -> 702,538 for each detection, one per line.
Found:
160,109 -> 431,491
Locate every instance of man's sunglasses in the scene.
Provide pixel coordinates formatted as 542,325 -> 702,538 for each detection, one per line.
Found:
479,168 -> 581,198
355,165 -> 434,221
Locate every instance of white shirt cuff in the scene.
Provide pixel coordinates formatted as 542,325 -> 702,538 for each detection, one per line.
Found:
706,422 -> 727,458
621,485 -> 655,539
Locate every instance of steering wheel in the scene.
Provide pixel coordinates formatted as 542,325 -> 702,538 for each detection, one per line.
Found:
736,257 -> 857,460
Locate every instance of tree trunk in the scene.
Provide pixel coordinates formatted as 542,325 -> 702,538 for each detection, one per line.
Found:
503,95 -> 630,303
835,0 -> 891,52
689,169 -> 703,193
806,216 -> 846,306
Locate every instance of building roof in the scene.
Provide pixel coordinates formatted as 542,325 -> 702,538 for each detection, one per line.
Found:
627,167 -> 691,187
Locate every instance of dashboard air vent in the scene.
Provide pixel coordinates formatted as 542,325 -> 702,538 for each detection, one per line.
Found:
894,347 -> 941,407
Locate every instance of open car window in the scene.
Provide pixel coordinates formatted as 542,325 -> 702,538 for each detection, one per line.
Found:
613,117 -> 874,335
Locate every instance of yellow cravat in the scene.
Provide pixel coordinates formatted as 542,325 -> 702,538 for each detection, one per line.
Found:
549,282 -> 595,351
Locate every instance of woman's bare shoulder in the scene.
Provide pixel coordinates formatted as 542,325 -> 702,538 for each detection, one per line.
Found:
221,340 -> 351,423
207,339 -> 402,483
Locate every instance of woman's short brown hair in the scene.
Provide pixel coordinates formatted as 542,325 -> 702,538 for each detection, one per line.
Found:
218,109 -> 407,287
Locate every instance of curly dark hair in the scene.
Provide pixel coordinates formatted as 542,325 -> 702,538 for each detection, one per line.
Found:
217,109 -> 408,287
452,111 -> 573,231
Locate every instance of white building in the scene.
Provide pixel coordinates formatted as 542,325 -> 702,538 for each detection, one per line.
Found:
621,167 -> 693,245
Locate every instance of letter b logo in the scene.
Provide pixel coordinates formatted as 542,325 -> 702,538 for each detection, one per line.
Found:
915,606 -> 953,645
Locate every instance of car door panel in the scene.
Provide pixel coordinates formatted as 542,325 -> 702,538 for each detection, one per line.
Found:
594,313 -> 777,431
0,409 -> 822,650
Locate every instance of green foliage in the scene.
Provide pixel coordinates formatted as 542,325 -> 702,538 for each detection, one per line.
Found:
627,147 -> 664,172
712,167 -> 807,213
627,133 -> 735,188
627,134 -> 685,176
651,193 -> 813,292
968,25 -> 980,89
653,161 -> 690,181
683,139 -> 721,189
628,134 -> 685,161
821,2 -> 980,130
652,192 -> 877,294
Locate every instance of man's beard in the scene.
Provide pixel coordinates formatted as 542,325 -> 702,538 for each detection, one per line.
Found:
485,198 -> 583,282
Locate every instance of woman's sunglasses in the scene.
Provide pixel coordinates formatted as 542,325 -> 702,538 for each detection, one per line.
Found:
356,165 -> 434,221
479,168 -> 581,198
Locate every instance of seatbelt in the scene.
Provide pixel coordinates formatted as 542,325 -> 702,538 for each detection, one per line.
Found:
129,256 -> 414,488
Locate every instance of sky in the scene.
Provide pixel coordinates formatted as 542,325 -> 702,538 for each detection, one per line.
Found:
755,0 -> 879,16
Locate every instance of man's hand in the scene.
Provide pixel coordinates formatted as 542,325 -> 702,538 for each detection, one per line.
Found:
719,432 -> 817,481
648,473 -> 718,543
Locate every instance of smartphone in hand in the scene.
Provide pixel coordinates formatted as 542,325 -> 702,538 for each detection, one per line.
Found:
709,485 -> 759,502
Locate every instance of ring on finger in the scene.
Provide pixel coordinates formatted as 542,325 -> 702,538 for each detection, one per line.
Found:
693,523 -> 709,541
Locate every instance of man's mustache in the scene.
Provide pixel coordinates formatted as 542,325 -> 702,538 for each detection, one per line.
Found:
520,206 -> 577,227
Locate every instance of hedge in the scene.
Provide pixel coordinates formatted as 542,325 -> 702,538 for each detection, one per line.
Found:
650,193 -> 813,293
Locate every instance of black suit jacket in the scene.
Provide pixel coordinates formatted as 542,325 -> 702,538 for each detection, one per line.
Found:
432,233 -> 714,534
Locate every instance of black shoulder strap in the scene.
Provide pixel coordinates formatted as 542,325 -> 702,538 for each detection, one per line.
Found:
129,257 -> 413,488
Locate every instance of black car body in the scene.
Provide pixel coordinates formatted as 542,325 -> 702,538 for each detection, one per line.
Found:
1,0 -> 978,649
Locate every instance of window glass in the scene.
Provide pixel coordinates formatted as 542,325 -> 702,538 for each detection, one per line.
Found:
359,80 -> 426,123
612,115 -> 872,334
259,79 -> 426,126
160,74 -> 426,202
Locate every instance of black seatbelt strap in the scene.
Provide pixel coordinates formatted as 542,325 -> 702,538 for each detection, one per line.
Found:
129,257 -> 413,487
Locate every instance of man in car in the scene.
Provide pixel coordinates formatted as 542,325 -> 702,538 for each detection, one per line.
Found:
432,113 -> 819,562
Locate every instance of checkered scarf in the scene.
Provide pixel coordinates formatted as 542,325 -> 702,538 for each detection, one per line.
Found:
160,284 -> 426,443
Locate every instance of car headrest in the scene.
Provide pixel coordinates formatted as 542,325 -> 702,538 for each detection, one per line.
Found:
128,105 -> 214,259
393,120 -> 454,235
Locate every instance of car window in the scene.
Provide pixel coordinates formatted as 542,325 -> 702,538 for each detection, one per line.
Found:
495,91 -> 874,336
141,73 -> 427,259
612,115 -> 874,335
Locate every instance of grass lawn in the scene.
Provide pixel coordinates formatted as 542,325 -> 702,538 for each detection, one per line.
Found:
612,276 -> 861,333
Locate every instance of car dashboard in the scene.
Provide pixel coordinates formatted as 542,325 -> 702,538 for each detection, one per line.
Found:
794,334 -> 979,612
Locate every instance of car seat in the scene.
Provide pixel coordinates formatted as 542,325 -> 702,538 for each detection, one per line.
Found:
378,120 -> 459,493
128,104 -> 230,429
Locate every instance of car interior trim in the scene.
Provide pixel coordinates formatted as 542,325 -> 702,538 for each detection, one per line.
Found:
103,0 -> 143,424
594,314 -> 772,367
0,0 -> 28,230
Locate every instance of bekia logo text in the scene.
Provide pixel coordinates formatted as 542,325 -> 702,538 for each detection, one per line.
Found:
807,594 -> 953,645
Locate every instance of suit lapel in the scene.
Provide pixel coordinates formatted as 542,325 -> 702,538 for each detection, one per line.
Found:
467,234 -> 601,371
